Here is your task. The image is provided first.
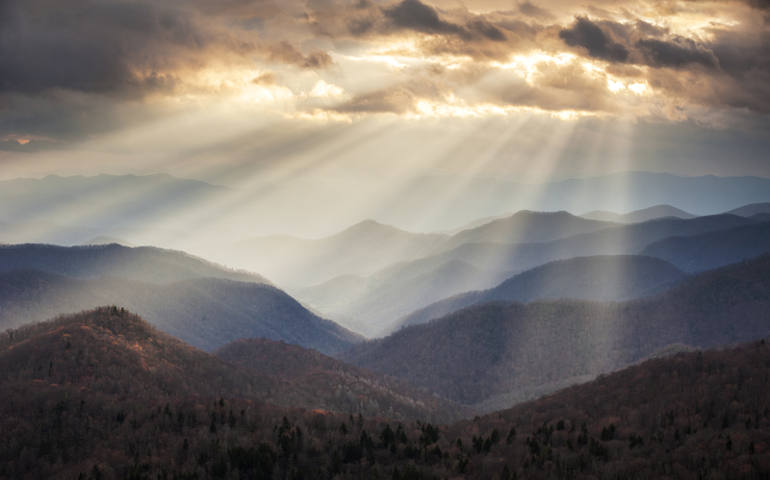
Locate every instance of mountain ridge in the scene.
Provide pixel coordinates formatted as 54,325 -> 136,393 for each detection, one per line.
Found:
399,255 -> 686,328
343,255 -> 770,409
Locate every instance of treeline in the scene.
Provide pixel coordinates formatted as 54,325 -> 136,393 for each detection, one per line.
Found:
2,341 -> 770,479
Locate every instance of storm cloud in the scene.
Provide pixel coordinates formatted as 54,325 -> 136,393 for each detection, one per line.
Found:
1,0 -> 769,146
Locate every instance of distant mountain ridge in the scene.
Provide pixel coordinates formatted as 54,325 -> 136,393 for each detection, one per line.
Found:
642,221 -> 770,273
227,219 -> 449,286
0,174 -> 225,245
0,270 -> 360,355
0,243 -> 364,354
0,243 -> 269,285
296,213 -> 759,336
443,210 -> 615,249
399,255 -> 686,328
724,202 -> 770,217
581,204 -> 696,223
343,255 -> 770,410
350,171 -> 770,233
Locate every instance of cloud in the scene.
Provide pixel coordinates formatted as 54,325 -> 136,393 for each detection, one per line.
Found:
333,87 -> 419,114
2,0 -> 770,143
252,72 -> 277,85
384,0 -> 464,35
558,17 -> 629,62
518,1 -> 555,20
636,38 -> 717,69
267,42 -> 334,69
0,0 -> 199,96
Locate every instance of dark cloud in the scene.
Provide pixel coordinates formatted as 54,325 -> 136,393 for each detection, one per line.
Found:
336,0 -> 508,47
252,72 -> 277,85
518,1 -> 554,20
333,87 -> 418,114
466,18 -> 507,41
745,0 -> 770,10
384,0 -> 463,35
558,17 -> 629,62
559,17 -> 720,70
636,38 -> 717,69
0,0 -> 200,95
0,0 -> 332,98
267,42 -> 333,69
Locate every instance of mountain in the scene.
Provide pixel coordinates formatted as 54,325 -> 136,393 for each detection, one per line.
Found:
0,308 -> 449,419
2,308 -> 769,479
536,172 -> 770,216
84,235 -> 133,246
294,258 -> 503,337
399,255 -> 686,328
442,212 -> 511,235
216,338 -> 464,423
225,219 -> 449,287
0,243 -> 269,285
343,255 -> 770,410
642,221 -> 770,273
0,309 -> 464,476
724,202 -> 770,217
0,174 -> 224,245
296,214 -> 756,336
344,172 -> 770,233
581,204 -> 696,223
0,307 -> 268,399
0,270 -> 359,355
444,210 -> 615,250
439,339 -> 770,479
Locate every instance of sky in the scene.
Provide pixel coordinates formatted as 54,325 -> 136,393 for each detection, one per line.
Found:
1,0 -> 769,236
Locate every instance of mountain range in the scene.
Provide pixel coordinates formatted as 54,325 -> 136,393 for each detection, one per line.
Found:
0,244 -> 360,354
0,243 -> 268,285
2,171 -> 770,478
581,204 -> 696,223
0,174 -> 225,246
1,307 -> 768,478
399,255 -> 686,328
343,255 -> 770,411
0,308 -> 455,423
296,212 -> 765,336
226,220 -> 449,287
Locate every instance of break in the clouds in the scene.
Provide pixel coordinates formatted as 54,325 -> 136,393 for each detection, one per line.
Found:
1,0 -> 769,163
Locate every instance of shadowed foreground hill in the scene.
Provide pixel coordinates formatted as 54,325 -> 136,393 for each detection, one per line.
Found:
1,309 -> 769,478
0,308 -> 268,399
217,338 -> 464,423
442,339 -> 770,479
344,255 -> 770,410
400,255 -> 686,328
0,271 -> 360,355
0,308 -> 457,419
